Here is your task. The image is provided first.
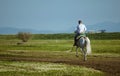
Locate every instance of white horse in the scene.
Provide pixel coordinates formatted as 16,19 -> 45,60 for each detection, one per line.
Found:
73,37 -> 91,61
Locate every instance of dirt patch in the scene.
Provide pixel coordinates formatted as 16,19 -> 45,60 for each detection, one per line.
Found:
0,52 -> 120,76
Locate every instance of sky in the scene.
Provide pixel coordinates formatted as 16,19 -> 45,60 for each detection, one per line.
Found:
0,0 -> 120,32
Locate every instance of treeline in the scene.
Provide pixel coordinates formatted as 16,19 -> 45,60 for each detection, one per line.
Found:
86,32 -> 120,40
0,32 -> 120,40
32,34 -> 74,40
33,33 -> 120,40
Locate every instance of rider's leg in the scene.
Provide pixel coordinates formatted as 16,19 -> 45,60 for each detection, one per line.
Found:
73,33 -> 80,46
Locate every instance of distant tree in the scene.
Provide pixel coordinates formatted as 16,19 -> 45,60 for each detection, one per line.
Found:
99,29 -> 106,33
17,32 -> 31,42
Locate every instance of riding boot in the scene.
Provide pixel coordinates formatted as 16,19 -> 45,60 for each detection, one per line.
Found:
73,33 -> 80,46
73,39 -> 77,46
73,41 -> 76,46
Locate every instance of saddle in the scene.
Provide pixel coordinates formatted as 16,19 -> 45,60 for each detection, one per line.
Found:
76,35 -> 86,40
74,34 -> 87,46
76,33 -> 86,40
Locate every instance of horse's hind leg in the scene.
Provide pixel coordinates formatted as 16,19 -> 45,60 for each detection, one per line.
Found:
82,48 -> 87,61
80,48 -> 84,55
84,53 -> 87,61
76,47 -> 79,57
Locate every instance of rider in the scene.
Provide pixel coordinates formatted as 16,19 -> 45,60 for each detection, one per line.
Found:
73,20 -> 87,46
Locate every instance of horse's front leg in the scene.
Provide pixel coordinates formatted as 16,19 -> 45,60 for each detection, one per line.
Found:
76,47 -> 79,57
70,46 -> 74,52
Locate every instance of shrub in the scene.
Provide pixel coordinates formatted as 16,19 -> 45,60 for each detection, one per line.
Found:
17,32 -> 31,42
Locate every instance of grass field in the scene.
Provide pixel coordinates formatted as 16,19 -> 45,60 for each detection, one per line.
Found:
0,61 -> 104,76
0,39 -> 120,54
0,39 -> 120,76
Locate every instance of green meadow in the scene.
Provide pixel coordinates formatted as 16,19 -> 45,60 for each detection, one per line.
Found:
0,39 -> 106,76
0,33 -> 120,76
0,39 -> 120,54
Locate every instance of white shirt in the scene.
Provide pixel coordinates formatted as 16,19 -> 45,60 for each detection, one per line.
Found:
75,23 -> 87,34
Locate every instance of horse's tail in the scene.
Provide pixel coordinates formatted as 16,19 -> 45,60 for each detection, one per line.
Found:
86,37 -> 91,55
